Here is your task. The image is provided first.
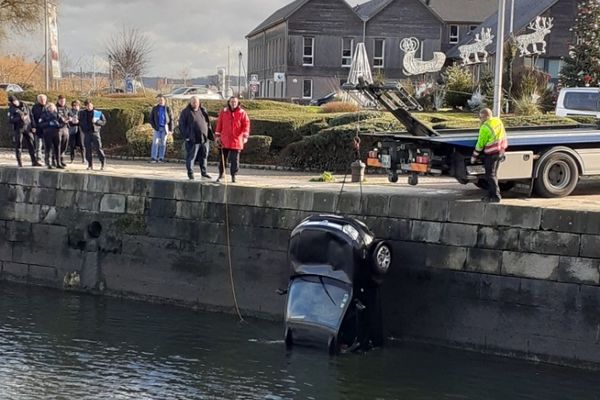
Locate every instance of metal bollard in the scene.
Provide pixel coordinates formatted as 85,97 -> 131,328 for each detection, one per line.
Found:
351,160 -> 365,183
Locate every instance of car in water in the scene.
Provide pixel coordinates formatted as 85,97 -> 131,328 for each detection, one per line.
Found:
164,86 -> 223,100
0,83 -> 24,93
282,214 -> 392,354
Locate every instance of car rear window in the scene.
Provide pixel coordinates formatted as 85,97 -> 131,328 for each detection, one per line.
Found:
0,84 -> 8,90
564,92 -> 600,112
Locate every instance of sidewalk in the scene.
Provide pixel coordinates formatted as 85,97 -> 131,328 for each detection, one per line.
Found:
2,148 -> 600,211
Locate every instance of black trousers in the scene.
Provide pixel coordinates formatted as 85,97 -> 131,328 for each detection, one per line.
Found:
44,129 -> 60,167
68,129 -> 85,162
218,148 -> 240,177
84,132 -> 106,167
185,140 -> 209,175
483,153 -> 502,200
13,129 -> 37,166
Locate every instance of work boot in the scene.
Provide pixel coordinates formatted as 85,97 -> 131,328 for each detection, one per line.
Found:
201,172 -> 212,179
231,174 -> 236,183
187,171 -> 195,180
16,158 -> 23,167
100,161 -> 105,171
32,161 -> 43,167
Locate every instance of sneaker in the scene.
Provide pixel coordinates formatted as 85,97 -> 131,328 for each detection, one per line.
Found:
56,164 -> 65,170
87,165 -> 93,171
158,159 -> 164,163
201,173 -> 212,179
47,165 -> 54,170
32,161 -> 43,167
187,172 -> 195,180
150,159 -> 157,163
100,162 -> 105,171
231,175 -> 236,183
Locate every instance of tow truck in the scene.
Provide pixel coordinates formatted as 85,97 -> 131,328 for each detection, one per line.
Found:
344,80 -> 600,198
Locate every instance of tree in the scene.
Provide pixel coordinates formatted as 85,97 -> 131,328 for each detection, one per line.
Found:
105,27 -> 152,80
560,0 -> 600,87
0,0 -> 45,37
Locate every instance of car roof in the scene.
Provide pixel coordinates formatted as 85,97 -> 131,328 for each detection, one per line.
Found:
559,87 -> 600,93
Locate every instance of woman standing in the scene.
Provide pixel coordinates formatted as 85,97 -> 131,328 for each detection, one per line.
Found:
39,103 -> 64,170
215,97 -> 250,183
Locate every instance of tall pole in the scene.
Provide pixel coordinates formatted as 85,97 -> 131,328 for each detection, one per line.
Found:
226,46 -> 231,97
509,0 -> 515,33
44,0 -> 49,91
493,0 -> 507,117
238,51 -> 242,97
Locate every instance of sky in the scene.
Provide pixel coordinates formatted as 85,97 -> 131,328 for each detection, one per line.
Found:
2,0 -> 363,78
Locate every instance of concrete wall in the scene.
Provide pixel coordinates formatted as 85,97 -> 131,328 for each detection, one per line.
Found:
1,166 -> 600,368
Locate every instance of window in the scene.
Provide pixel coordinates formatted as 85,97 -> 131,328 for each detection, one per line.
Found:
342,37 -> 354,67
303,79 -> 313,99
449,25 -> 459,44
374,39 -> 385,68
303,37 -> 314,66
469,25 -> 478,32
564,92 -> 600,112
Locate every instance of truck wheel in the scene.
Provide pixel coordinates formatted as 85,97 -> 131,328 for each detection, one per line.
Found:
408,174 -> 418,186
388,172 -> 399,183
371,241 -> 392,275
534,153 -> 579,198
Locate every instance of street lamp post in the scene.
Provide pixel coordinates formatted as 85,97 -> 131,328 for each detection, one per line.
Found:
108,55 -> 113,93
44,0 -> 49,91
493,0 -> 507,117
238,51 -> 242,97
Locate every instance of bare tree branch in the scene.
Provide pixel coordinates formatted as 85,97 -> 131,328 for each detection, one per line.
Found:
0,0 -> 46,37
106,26 -> 153,80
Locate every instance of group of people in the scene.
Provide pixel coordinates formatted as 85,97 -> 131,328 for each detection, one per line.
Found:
7,94 -> 107,170
149,95 -> 250,182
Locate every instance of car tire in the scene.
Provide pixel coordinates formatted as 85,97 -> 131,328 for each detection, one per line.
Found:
534,153 -> 579,198
371,241 -> 392,276
388,172 -> 399,183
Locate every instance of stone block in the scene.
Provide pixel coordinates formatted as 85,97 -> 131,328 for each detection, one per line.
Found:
465,248 -> 502,274
418,198 -> 449,222
541,209 -> 600,235
131,178 -> 151,197
501,251 -> 560,280
41,205 -> 58,224
0,184 -> 9,202
14,203 -> 41,223
519,230 -> 580,257
32,224 -> 68,247
2,262 -> 28,279
56,190 -> 76,208
126,196 -> 145,215
8,185 -> 27,203
440,223 -> 478,247
557,257 -> 600,285
257,188 -> 286,209
226,186 -> 259,207
0,202 -> 15,220
16,168 -> 38,186
425,244 -> 467,271
0,240 -> 11,261
477,226 -> 520,251
109,176 -> 135,195
229,225 -> 290,252
202,202 -> 226,223
100,194 -> 127,214
1,168 -> 18,184
12,244 -> 82,270
388,195 -> 420,219
58,173 -> 87,191
148,179 -> 176,199
409,220 -> 442,243
29,264 -> 58,283
86,174 -> 112,193
447,201 -> 487,225
580,235 -> 600,259
283,189 -> 313,211
37,170 -> 61,189
176,201 -> 204,220
361,194 -> 390,217
337,192 -> 363,215
389,240 -> 428,270
75,192 -> 102,211
174,181 -> 202,201
202,184 -> 226,204
6,221 -> 31,242
312,192 -> 338,213
485,205 -> 542,229
363,217 -> 410,241
27,187 -> 56,205
146,198 -> 177,218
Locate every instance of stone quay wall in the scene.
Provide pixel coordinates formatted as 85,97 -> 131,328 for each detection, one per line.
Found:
1,166 -> 600,368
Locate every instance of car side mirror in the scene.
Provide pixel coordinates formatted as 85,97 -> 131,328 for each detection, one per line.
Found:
276,288 -> 288,296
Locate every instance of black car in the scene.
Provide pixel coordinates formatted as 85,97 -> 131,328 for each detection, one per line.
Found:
283,214 -> 392,354
309,92 -> 337,106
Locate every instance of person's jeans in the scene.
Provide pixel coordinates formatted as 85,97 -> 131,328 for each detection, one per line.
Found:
483,153 -> 502,200
34,132 -> 44,162
185,140 -> 209,175
218,148 -> 240,177
84,132 -> 106,167
13,129 -> 36,165
151,127 -> 168,160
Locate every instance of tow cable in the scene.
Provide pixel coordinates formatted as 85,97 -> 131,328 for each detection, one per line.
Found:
336,113 -> 365,215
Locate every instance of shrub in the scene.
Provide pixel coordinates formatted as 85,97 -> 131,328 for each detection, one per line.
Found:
326,111 -> 382,127
309,171 -> 335,182
444,64 -> 474,109
123,124 -> 178,158
513,95 -> 542,116
0,91 -> 7,106
321,101 -> 359,113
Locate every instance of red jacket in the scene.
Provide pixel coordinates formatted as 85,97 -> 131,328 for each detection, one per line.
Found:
215,106 -> 250,150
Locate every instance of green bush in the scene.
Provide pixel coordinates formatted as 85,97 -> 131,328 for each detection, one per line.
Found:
444,65 -> 473,109
321,101 -> 359,113
123,124 -> 178,158
326,111 -> 383,127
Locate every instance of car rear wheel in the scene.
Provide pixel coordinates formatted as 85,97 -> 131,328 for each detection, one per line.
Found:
371,241 -> 392,275
534,153 -> 579,198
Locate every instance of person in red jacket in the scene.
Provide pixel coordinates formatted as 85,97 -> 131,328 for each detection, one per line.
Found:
215,96 -> 250,183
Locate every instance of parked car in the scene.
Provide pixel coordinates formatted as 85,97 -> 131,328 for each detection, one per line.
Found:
0,83 -> 24,93
282,214 -> 392,354
164,86 -> 223,100
555,87 -> 600,118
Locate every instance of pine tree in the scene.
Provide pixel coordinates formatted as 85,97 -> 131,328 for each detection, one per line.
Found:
560,0 -> 600,87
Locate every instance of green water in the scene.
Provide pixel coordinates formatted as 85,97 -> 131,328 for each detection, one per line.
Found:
0,282 -> 599,400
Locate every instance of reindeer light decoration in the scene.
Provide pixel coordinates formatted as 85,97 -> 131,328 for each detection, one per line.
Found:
400,37 -> 446,76
458,28 -> 494,65
515,16 -> 554,56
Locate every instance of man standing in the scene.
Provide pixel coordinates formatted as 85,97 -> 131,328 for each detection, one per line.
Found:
215,96 -> 250,183
7,95 -> 40,167
78,99 -> 107,171
178,96 -> 212,180
470,108 -> 508,203
68,100 -> 85,163
56,95 -> 71,167
149,94 -> 174,163
31,94 -> 48,164
39,103 -> 64,170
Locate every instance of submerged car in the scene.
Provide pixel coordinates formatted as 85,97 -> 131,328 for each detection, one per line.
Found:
283,214 -> 392,354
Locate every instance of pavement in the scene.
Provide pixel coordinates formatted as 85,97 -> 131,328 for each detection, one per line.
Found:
2,148 -> 600,211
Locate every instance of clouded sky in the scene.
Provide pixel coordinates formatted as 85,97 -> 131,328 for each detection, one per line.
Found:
3,0 -> 363,78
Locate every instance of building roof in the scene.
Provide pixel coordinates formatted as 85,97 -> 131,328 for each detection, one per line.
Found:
246,0 -> 309,38
424,0 -> 498,23
353,0 -> 393,20
447,0 -> 559,58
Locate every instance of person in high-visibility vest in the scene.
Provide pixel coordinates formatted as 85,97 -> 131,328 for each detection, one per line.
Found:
471,108 -> 508,203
